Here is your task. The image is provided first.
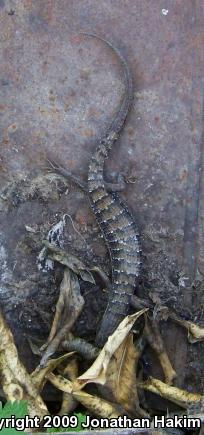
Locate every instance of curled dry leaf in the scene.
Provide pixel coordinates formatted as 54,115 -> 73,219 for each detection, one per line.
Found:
25,224 -> 37,233
72,390 -> 120,419
103,333 -> 147,416
186,322 -> 204,343
59,357 -> 78,415
0,310 -> 48,421
144,317 -> 176,384
156,308 -> 204,344
43,240 -> 95,283
47,373 -> 120,418
171,315 -> 204,343
46,268 -> 84,344
73,308 -> 148,391
40,268 -> 84,366
138,377 -> 202,408
31,352 -> 75,391
46,372 -> 72,393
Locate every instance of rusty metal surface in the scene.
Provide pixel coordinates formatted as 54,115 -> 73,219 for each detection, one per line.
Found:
0,0 -> 204,398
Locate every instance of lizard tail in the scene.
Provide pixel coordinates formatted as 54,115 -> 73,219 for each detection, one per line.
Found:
83,33 -> 133,191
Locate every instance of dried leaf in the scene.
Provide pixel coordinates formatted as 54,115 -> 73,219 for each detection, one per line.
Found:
186,322 -> 204,343
59,358 -> 78,415
62,357 -> 78,379
43,240 -> 95,283
31,352 -> 74,391
73,309 -> 148,390
25,225 -> 37,233
47,268 -> 84,344
46,372 -> 73,393
47,373 -> 120,418
79,269 -> 95,284
40,268 -> 84,366
178,320 -> 204,343
73,390 -> 120,419
59,392 -> 77,416
105,333 -> 142,414
0,310 -> 48,420
138,377 -> 202,408
168,312 -> 204,343
144,317 -> 176,384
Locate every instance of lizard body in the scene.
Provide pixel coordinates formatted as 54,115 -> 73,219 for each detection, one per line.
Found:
50,34 -> 141,347
86,34 -> 141,346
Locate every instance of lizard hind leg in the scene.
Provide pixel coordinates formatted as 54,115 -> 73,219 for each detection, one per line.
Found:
104,180 -> 125,192
105,173 -> 126,192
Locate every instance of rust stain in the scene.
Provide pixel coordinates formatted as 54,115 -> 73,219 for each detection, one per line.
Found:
82,128 -> 94,138
127,126 -> 135,136
87,107 -> 100,118
38,106 -> 60,116
179,168 -> 188,182
80,69 -> 90,80
7,123 -> 18,133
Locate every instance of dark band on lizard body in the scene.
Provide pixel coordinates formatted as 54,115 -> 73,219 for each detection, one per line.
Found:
49,34 -> 141,347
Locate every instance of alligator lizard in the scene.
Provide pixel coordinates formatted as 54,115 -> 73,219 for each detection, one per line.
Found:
50,34 -> 141,347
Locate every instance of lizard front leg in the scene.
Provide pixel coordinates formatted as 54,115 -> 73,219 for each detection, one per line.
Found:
47,159 -> 126,193
47,159 -> 87,192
